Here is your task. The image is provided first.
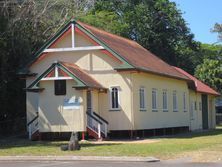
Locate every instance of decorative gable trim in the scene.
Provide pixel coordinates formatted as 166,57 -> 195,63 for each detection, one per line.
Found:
27,62 -> 86,90
27,19 -> 135,70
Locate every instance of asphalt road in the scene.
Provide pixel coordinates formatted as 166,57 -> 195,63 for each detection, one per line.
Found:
0,161 -> 222,167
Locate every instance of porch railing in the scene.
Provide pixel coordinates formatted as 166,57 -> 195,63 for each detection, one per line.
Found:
27,113 -> 39,140
86,111 -> 108,138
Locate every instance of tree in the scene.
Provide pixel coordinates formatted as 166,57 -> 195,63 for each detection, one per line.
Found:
195,59 -> 222,94
79,0 -> 200,74
212,23 -> 222,41
0,0 -> 94,133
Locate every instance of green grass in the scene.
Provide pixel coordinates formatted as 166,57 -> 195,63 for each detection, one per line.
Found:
1,129 -> 222,159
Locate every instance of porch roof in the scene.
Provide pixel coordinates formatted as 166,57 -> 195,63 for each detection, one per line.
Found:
26,61 -> 105,91
60,62 -> 105,89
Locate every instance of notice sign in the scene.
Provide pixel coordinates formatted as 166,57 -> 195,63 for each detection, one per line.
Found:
63,97 -> 80,110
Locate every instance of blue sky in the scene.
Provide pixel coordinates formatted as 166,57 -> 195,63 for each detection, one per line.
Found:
170,0 -> 222,44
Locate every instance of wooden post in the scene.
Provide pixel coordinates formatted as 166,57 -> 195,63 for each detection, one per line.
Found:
28,125 -> 32,140
104,124 -> 107,138
82,132 -> 85,140
98,124 -> 101,139
71,23 -> 75,48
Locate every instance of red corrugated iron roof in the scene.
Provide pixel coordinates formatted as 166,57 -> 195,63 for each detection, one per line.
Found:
173,66 -> 220,96
77,21 -> 189,81
60,62 -> 105,89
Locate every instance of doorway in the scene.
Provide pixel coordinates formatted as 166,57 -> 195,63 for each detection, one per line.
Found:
202,94 -> 208,129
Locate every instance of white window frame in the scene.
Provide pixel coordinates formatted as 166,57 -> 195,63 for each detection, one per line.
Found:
173,90 -> 178,112
152,88 -> 158,111
109,86 -> 120,111
183,92 -> 187,112
139,87 -> 146,111
162,90 -> 168,112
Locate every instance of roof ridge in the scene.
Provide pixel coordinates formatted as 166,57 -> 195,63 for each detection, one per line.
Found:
77,21 -> 139,46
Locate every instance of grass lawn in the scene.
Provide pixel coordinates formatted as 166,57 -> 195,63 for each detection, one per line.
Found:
0,128 -> 222,161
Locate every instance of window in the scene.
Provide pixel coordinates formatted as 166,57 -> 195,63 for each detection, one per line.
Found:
173,91 -> 178,112
54,80 -> 66,95
110,87 -> 120,110
152,89 -> 157,111
199,102 -> 202,111
190,101 -> 194,120
139,87 -> 146,111
194,101 -> 197,110
183,92 -> 187,112
162,90 -> 168,111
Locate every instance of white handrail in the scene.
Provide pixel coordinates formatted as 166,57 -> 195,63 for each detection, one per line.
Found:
28,116 -> 39,140
87,112 -> 108,138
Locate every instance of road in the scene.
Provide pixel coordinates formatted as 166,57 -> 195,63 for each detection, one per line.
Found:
0,161 -> 222,167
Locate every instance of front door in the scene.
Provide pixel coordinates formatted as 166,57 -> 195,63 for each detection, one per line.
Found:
202,94 -> 209,129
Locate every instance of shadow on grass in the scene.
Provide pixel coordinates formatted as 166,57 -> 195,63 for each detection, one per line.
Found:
0,136 -> 121,150
155,128 -> 222,139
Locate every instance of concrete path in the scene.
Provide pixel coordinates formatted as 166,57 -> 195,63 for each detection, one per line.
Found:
0,160 -> 222,167
0,156 -> 159,162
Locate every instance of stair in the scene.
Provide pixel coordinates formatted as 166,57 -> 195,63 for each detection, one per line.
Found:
87,127 -> 105,140
86,112 -> 108,140
27,113 -> 39,140
31,130 -> 40,141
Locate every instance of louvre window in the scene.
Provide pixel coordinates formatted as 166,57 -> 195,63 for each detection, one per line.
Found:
173,91 -> 178,112
162,90 -> 168,111
139,87 -> 146,110
183,92 -> 187,112
54,80 -> 66,95
152,89 -> 157,111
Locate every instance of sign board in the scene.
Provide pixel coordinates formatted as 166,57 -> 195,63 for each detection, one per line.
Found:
63,97 -> 80,110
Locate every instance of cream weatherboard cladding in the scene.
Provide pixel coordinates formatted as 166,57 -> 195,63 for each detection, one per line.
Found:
25,20 -> 218,138
132,72 -> 190,130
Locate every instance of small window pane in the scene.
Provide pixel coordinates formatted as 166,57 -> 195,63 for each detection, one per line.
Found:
54,80 -> 66,95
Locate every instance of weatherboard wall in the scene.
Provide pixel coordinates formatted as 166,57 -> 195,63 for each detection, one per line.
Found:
132,72 -> 190,130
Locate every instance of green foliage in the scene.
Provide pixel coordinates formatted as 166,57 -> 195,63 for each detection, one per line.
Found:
195,59 -> 222,93
200,43 -> 222,60
79,11 -> 128,35
212,23 -> 222,41
80,0 -> 200,74
0,0 -> 94,128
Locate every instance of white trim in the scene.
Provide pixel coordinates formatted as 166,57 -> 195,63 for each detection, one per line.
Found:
41,77 -> 72,81
109,86 -> 121,110
44,46 -> 104,53
55,65 -> 58,78
71,23 -> 75,48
